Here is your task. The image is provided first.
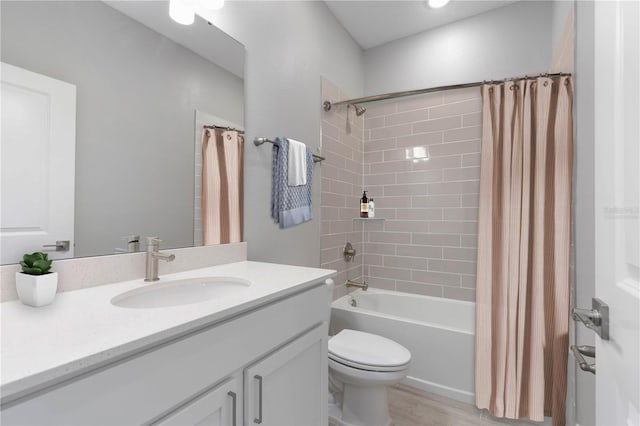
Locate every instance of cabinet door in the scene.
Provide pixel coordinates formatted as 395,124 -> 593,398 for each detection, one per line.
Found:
157,376 -> 242,426
245,324 -> 327,426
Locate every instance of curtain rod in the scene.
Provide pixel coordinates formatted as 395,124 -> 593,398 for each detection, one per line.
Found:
204,124 -> 244,133
322,72 -> 572,111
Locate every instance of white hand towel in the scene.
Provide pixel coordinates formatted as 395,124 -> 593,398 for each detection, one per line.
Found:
287,138 -> 307,186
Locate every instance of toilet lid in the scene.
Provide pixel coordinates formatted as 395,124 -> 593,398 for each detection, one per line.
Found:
328,329 -> 411,370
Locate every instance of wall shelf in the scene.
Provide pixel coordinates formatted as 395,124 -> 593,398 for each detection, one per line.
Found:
353,217 -> 385,221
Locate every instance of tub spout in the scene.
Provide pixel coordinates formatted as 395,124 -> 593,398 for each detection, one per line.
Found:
345,279 -> 368,291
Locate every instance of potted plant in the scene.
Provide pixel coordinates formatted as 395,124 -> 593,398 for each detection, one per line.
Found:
15,252 -> 58,307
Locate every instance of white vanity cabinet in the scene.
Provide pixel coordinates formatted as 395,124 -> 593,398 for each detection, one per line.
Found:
157,376 -> 242,426
156,324 -> 327,426
245,325 -> 326,425
1,281 -> 331,426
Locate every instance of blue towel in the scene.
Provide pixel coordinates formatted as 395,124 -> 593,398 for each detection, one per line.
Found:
271,137 -> 313,228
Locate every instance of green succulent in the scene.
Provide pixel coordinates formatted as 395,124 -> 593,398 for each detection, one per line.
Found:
20,252 -> 53,275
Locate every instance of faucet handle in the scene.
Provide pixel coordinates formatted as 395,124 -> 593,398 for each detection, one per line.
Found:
146,236 -> 162,248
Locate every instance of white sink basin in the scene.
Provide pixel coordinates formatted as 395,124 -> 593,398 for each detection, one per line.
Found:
111,277 -> 252,309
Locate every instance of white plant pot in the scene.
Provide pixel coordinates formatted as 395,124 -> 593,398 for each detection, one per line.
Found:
15,272 -> 58,307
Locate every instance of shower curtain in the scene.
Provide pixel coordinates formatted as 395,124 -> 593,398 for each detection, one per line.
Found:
201,128 -> 244,245
475,76 -> 573,426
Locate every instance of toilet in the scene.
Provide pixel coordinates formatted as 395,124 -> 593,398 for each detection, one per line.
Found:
328,329 -> 411,426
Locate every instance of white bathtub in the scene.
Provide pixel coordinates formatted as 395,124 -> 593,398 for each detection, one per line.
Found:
330,288 -> 476,404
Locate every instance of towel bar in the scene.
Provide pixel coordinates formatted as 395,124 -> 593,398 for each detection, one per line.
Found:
254,137 -> 325,163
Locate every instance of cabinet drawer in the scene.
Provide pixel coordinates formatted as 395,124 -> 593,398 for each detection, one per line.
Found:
2,283 -> 329,425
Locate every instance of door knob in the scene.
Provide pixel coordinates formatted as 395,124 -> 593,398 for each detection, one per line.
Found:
42,240 -> 70,252
571,345 -> 596,374
572,298 -> 609,340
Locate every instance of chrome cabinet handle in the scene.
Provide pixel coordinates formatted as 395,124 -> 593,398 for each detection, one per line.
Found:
42,240 -> 70,251
254,375 -> 263,424
227,391 -> 237,426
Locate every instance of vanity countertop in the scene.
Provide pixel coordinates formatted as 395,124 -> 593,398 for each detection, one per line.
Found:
0,261 -> 335,402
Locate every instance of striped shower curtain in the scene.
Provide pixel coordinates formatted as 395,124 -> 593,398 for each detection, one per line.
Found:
475,76 -> 573,426
201,128 -> 244,245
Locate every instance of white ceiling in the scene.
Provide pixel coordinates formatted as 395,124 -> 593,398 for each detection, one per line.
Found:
325,0 -> 519,50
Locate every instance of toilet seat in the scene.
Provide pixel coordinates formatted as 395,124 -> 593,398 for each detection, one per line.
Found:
329,329 -> 411,372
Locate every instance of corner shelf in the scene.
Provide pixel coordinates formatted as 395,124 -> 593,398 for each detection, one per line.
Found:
352,217 -> 385,221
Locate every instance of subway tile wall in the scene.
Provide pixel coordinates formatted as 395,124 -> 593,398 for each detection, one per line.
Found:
362,88 -> 482,301
320,78 -> 364,300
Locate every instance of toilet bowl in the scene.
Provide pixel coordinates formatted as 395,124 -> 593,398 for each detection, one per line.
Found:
328,329 -> 411,426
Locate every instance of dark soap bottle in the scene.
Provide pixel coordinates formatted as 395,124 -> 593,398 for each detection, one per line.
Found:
360,191 -> 369,218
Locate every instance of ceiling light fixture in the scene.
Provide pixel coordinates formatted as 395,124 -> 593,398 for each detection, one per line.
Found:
202,0 -> 225,10
428,0 -> 450,9
169,0 -> 225,25
169,0 -> 195,25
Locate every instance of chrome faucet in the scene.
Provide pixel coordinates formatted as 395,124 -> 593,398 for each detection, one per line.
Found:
345,279 -> 368,291
145,237 -> 175,282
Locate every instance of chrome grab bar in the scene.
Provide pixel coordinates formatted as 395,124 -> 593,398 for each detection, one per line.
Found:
571,345 -> 596,374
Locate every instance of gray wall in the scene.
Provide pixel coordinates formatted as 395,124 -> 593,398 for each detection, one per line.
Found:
207,1 -> 364,267
573,3 -> 596,425
1,1 -> 244,257
363,1 -> 554,95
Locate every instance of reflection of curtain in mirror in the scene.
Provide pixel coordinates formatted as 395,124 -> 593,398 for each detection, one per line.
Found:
202,128 -> 244,245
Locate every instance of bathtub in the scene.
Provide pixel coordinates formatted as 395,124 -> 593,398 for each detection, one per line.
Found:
330,288 -> 475,404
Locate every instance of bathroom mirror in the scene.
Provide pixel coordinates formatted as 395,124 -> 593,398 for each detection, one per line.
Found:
0,1 -> 245,264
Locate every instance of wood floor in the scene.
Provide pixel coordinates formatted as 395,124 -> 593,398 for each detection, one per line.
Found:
388,384 -> 543,426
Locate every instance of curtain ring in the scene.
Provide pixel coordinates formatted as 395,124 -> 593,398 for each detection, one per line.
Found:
544,81 -> 549,87
489,87 -> 494,94
564,79 -> 570,86
509,85 -> 514,91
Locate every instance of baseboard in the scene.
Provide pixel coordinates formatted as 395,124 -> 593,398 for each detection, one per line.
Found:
402,376 -> 475,405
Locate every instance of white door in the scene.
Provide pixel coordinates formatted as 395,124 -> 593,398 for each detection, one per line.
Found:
1,62 -> 76,263
156,376 -> 242,426
244,325 -> 327,426
594,1 -> 640,424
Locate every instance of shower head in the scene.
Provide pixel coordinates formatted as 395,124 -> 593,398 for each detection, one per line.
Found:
349,103 -> 366,117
